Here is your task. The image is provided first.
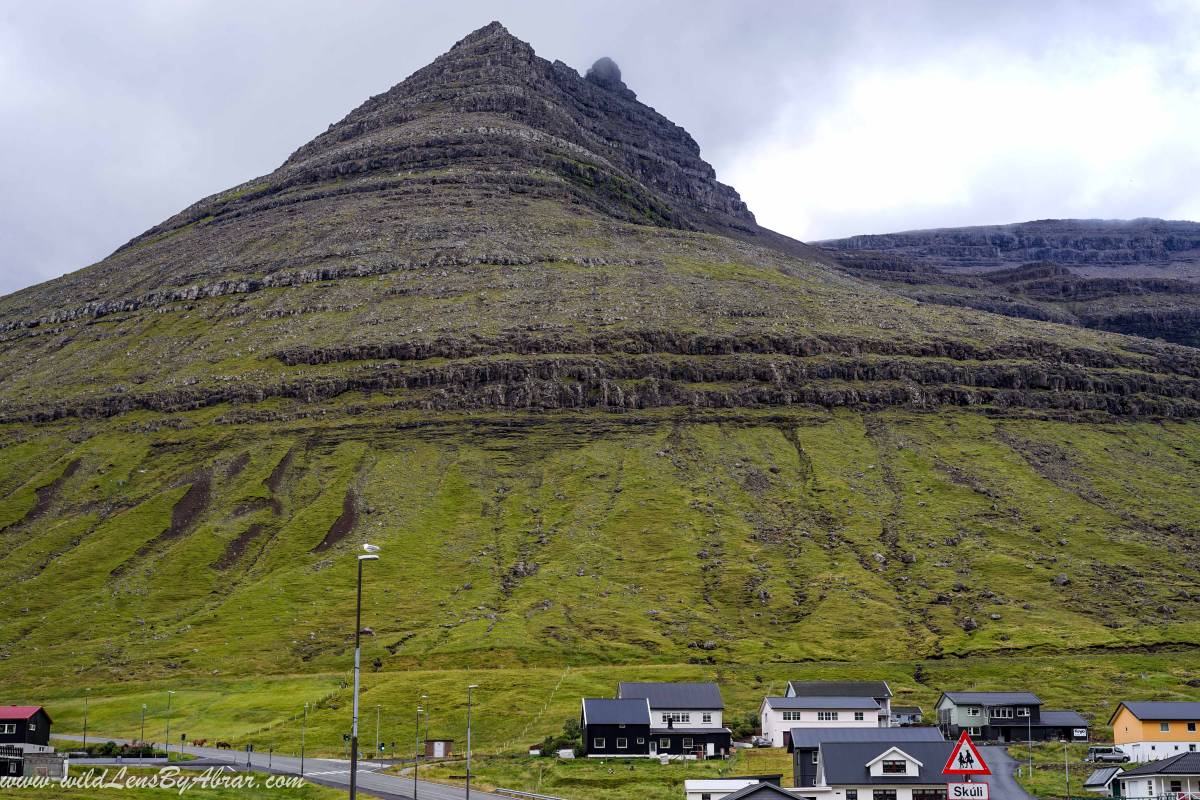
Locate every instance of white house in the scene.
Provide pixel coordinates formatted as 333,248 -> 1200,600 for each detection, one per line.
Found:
786,682 -> 894,728
617,682 -> 733,757
1116,752 -> 1200,799
760,697 -> 881,748
808,740 -> 959,800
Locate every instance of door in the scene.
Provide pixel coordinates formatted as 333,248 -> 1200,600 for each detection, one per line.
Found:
706,742 -> 715,757
649,741 -> 657,755
433,741 -> 445,758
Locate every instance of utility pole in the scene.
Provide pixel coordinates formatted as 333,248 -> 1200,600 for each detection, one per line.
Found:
466,684 -> 479,800
375,705 -> 381,761
349,543 -> 381,800
82,689 -> 90,750
1027,712 -> 1033,780
164,691 -> 175,762
1064,740 -> 1071,798
140,704 -> 147,748
422,694 -> 429,754
300,703 -> 308,777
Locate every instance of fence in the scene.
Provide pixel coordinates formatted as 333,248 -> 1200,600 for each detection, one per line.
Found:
495,789 -> 568,800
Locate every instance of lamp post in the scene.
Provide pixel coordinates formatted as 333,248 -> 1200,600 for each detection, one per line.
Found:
421,693 -> 429,754
82,689 -> 90,750
164,691 -> 175,762
349,543 -> 380,800
413,704 -> 423,799
375,705 -> 381,761
466,684 -> 479,800
1064,740 -> 1071,798
300,703 -> 308,777
1027,712 -> 1033,780
140,704 -> 147,748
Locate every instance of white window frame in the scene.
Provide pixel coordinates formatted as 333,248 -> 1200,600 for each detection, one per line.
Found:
991,707 -> 1013,719
702,712 -> 713,724
1161,722 -> 1171,732
593,737 -> 605,749
682,737 -> 694,750
0,724 -> 15,735
968,727 -> 982,736
881,759 -> 908,774
662,712 -> 691,724
817,711 -> 839,722
966,707 -> 981,718
660,738 -> 670,750
854,712 -> 865,721
1017,708 -> 1030,717
783,711 -> 803,721
616,737 -> 628,749
812,751 -> 819,764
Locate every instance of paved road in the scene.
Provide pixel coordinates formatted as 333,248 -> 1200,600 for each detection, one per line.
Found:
979,745 -> 1036,800
58,734 -> 506,800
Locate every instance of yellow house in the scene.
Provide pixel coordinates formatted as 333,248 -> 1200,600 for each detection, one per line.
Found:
1108,701 -> 1200,762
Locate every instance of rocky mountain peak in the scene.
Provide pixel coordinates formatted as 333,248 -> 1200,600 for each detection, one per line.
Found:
585,56 -> 636,99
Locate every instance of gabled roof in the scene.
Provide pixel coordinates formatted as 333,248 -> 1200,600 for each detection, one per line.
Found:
765,696 -> 880,710
1039,710 -> 1089,727
581,697 -> 650,726
892,706 -> 923,715
717,783 -> 800,800
820,741 -> 957,785
787,726 -> 944,752
865,746 -> 924,769
787,681 -> 892,699
618,682 -> 724,709
1084,767 -> 1122,788
1108,700 -> 1200,724
1120,752 -> 1200,778
0,706 -> 49,722
939,691 -> 1042,706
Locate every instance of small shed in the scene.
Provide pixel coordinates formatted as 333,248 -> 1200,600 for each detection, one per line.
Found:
424,739 -> 453,758
1084,766 -> 1123,796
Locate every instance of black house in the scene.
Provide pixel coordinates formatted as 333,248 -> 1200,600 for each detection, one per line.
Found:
581,698 -> 651,757
618,681 -> 733,758
0,707 -> 52,749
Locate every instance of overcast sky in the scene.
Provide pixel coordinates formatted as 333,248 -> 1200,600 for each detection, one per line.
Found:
2,0 -> 1198,296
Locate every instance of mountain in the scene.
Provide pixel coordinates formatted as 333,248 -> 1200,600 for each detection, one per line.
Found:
819,218 -> 1200,347
1,21 -> 1200,718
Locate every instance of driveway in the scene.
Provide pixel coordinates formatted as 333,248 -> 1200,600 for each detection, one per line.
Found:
57,734 -> 506,800
979,745 -> 1036,800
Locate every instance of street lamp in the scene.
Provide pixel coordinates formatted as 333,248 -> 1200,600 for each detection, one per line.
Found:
82,689 -> 90,750
141,704 -> 147,748
421,693 -> 429,755
413,704 -> 423,799
164,691 -> 175,761
466,684 -> 480,800
349,543 -> 380,800
375,705 -> 381,761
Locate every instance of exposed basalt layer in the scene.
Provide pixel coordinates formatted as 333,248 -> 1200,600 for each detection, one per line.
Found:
822,223 -> 1200,346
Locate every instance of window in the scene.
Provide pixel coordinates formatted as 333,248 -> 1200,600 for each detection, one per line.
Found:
812,751 -> 819,764
846,792 -> 858,800
660,738 -> 670,750
1189,722 -> 1197,732
966,707 -> 980,718
881,759 -> 908,774
0,724 -> 14,735
593,738 -> 605,749
873,791 -> 897,800
618,723 -> 625,729
1017,708 -> 1030,717
817,711 -> 839,721
1161,722 -> 1171,732
702,795 -> 712,800
855,712 -> 865,721
682,738 -> 694,750
1171,782 -> 1183,794
662,712 -> 691,724
968,727 -> 982,736
991,707 -> 1013,719
912,791 -> 947,800
783,711 -> 803,721
616,738 -> 627,749
702,713 -> 713,724
636,738 -> 644,744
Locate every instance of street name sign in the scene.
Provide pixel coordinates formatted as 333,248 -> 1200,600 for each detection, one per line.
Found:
947,782 -> 990,799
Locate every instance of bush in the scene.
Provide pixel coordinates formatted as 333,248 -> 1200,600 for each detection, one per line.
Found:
728,712 -> 758,740
538,718 -> 582,756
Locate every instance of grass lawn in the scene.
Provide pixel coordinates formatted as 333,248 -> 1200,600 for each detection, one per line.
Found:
1008,742 -> 1099,799
0,767 -> 341,800
413,748 -> 795,800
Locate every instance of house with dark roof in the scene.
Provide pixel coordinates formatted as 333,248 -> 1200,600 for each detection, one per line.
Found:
935,691 -> 1089,743
786,726 -> 945,788
808,740 -> 959,800
618,682 -> 732,758
761,697 -> 882,748
580,698 -> 651,758
709,783 -> 799,800
1116,752 -> 1200,798
787,682 -> 893,727
1109,700 -> 1200,762
0,707 -> 52,752
1082,766 -> 1123,796
890,706 -> 923,726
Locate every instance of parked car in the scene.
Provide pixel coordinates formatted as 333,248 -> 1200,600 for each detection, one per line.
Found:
1087,746 -> 1130,763
751,736 -> 772,748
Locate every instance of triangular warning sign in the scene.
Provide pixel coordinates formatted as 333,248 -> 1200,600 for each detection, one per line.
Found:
943,731 -> 991,775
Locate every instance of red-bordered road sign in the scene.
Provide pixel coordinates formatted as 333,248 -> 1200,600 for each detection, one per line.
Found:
943,731 -> 992,776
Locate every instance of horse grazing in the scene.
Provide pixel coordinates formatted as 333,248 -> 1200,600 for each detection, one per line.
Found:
215,741 -> 232,750
192,739 -> 207,747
